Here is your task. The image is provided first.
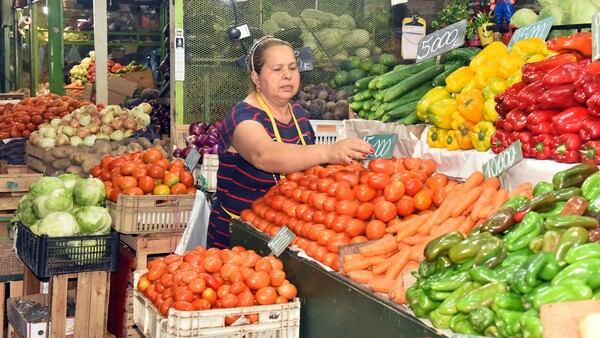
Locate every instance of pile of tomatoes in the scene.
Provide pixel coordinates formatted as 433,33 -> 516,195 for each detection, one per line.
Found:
240,157 -> 448,270
137,246 -> 298,324
0,94 -> 88,139
92,148 -> 197,202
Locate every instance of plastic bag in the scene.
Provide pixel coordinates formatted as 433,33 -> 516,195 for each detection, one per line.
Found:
175,190 -> 211,254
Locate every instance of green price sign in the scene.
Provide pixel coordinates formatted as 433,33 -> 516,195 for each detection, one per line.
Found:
482,140 -> 524,179
593,12 -> 600,61
508,16 -> 555,50
363,134 -> 397,160
267,226 -> 296,257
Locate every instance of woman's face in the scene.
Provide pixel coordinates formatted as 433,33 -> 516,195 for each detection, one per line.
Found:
253,45 -> 300,104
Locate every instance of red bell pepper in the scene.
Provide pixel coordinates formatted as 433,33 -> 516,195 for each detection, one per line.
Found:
550,107 -> 588,134
574,88 -> 588,104
505,108 -> 528,132
586,60 -> 600,75
517,81 -> 546,113
493,117 -> 507,130
551,133 -> 582,163
546,32 -> 593,58
538,84 -> 580,110
579,116 -> 600,142
526,110 -> 558,135
511,130 -> 534,158
495,82 -> 526,117
531,134 -> 553,160
522,53 -> 580,84
542,61 -> 588,86
586,92 -> 600,118
580,140 -> 600,165
491,130 -> 513,154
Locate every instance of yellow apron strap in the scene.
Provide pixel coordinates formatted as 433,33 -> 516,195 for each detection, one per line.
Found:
221,205 -> 240,219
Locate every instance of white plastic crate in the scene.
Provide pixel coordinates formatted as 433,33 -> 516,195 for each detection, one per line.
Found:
193,154 -> 218,192
309,120 -> 343,145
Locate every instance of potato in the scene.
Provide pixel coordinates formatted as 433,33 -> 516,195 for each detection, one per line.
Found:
114,145 -> 128,156
51,147 -> 72,159
42,151 -> 56,165
136,137 -> 152,149
90,139 -> 112,155
66,166 -> 85,178
81,160 -> 96,175
70,152 -> 85,165
126,142 -> 144,153
52,158 -> 73,170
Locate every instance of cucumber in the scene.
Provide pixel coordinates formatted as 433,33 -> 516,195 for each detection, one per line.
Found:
355,75 -> 378,90
383,83 -> 433,112
375,87 -> 392,101
370,100 -> 381,112
377,58 -> 437,89
368,77 -> 380,90
358,109 -> 369,119
432,60 -> 465,87
440,47 -> 481,64
402,111 -> 420,126
371,104 -> 387,120
349,69 -> 369,83
349,100 -> 365,111
362,98 -> 376,111
381,113 -> 391,123
353,89 -> 376,102
383,64 -> 445,103
387,100 -> 419,119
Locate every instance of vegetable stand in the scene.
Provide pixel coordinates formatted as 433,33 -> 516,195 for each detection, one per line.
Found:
230,219 -> 446,338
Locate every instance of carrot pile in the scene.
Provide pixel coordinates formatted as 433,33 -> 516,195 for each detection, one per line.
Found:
341,171 -> 532,305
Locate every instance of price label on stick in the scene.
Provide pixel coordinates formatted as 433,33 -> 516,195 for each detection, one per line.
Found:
593,12 -> 600,61
482,140 -> 523,179
268,226 -> 296,257
295,47 -> 314,72
363,134 -> 397,160
184,148 -> 201,172
508,16 -> 555,50
415,19 -> 467,63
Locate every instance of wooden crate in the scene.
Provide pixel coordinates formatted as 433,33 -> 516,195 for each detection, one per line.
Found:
173,124 -> 190,150
24,142 -> 55,175
0,164 -> 42,212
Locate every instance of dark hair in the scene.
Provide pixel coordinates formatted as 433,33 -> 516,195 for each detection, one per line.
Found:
246,36 -> 294,78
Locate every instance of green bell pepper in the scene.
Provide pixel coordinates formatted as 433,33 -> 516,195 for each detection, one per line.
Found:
428,289 -> 453,301
551,258 -> 600,289
448,232 -> 504,264
495,309 -> 524,337
456,281 -> 509,313
533,181 -> 555,197
468,306 -> 495,333
468,266 -> 502,284
581,171 -> 600,201
541,230 -> 562,253
544,215 -> 599,231
408,288 -> 442,318
484,325 -> 501,338
520,311 -> 543,338
555,226 -> 590,266
593,289 -> 600,299
450,313 -> 479,335
511,252 -> 560,294
480,208 -> 517,234
565,242 -> 600,264
532,278 -> 593,310
421,266 -> 458,288
429,308 -> 453,329
503,211 -> 543,251
552,162 -> 599,190
493,292 -> 525,311
522,283 -> 551,309
501,248 -> 534,267
417,259 -> 437,279
475,237 -> 508,269
540,202 -> 565,218
513,187 -> 582,222
438,281 -> 479,316
426,271 -> 471,292
588,194 -> 600,214
424,231 -> 465,262
500,195 -> 530,210
529,235 -> 543,253
495,264 -> 521,284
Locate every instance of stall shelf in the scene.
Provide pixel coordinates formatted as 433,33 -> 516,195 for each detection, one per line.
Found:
230,219 -> 446,338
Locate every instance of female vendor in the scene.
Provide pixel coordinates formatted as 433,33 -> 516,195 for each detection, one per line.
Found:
208,36 -> 373,248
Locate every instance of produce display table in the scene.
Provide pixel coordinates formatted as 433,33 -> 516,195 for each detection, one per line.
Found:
230,219 -> 445,338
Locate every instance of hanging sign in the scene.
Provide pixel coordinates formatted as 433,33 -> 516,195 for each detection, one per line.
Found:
268,226 -> 296,257
184,148 -> 200,172
508,16 -> 555,50
295,47 -> 314,72
415,19 -> 467,63
482,140 -> 524,179
363,134 -> 398,160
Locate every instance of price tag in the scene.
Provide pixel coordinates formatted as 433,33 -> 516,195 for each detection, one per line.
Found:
267,226 -> 296,257
295,47 -> 314,72
415,19 -> 467,63
184,148 -> 201,172
5,181 -> 18,189
508,16 -> 555,50
363,134 -> 397,160
593,12 -> 600,61
482,140 -> 523,179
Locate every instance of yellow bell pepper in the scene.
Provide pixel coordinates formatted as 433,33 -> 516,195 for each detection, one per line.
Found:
497,54 -> 525,79
456,89 -> 485,124
445,66 -> 476,93
461,78 -> 478,94
416,86 -> 451,122
456,127 -> 474,150
506,71 -> 522,86
469,41 -> 508,73
508,38 -> 546,60
471,121 -> 496,152
444,130 -> 461,151
483,98 -> 499,122
474,64 -> 498,89
451,111 -> 475,132
485,77 -> 507,96
428,98 -> 456,130
427,127 -> 448,149
526,54 -> 546,63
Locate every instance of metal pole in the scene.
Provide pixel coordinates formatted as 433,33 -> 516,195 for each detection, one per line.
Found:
47,0 -> 63,95
93,0 -> 108,104
28,0 -> 38,95
14,6 -> 22,91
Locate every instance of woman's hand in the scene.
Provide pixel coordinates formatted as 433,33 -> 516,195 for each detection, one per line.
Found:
328,138 -> 374,164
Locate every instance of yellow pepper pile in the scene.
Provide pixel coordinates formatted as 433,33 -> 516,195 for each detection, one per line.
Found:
421,38 -> 558,152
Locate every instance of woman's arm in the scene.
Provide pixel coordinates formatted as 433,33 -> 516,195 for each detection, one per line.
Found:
232,119 -> 372,174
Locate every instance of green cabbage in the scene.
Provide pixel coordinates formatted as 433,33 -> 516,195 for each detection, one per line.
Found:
66,239 -> 107,264
510,8 -> 539,28
33,188 -> 73,219
538,0 -> 559,6
36,212 -> 80,237
74,206 -> 111,234
73,178 -> 105,206
12,195 -> 39,227
58,173 -> 81,191
568,1 -> 597,23
28,177 -> 65,199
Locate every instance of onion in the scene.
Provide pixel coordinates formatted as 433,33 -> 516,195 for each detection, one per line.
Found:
70,136 -> 83,147
189,122 -> 208,136
211,120 -> 224,131
29,132 -> 41,146
72,110 -> 82,120
55,133 -> 69,147
210,144 -> 218,154
69,118 -> 80,128
124,129 -> 134,138
62,125 -> 75,137
84,104 -> 98,115
79,113 -> 92,126
96,133 -> 109,139
136,114 -> 151,127
101,112 -> 114,125
75,127 -> 90,138
38,137 -> 56,149
42,128 -> 57,139
123,117 -> 137,130
109,130 -> 124,141
50,118 -> 62,128
88,123 -> 100,134
110,117 -> 124,130
185,134 -> 198,148
91,116 -> 101,126
83,134 -> 97,146
62,114 -> 73,122
173,148 -> 182,158
181,147 -> 190,159
204,134 -> 218,148
101,125 -> 114,135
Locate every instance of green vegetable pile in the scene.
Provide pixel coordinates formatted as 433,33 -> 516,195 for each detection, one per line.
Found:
512,0 -> 600,37
12,174 -> 111,237
408,163 -> 600,337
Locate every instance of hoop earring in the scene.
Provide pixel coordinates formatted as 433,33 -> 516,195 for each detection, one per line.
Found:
256,86 -> 261,92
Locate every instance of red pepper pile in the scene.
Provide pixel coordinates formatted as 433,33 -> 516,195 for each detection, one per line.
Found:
491,51 -> 600,165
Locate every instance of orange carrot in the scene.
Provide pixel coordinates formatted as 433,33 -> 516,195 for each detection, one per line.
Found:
457,217 -> 476,235
460,171 -> 485,194
369,277 -> 403,294
341,253 -> 363,262
480,176 -> 501,190
372,251 -> 400,275
368,255 -> 388,266
451,186 -> 483,218
486,189 -> 509,218
428,186 -> 462,228
384,246 -> 410,280
342,257 -> 372,274
509,182 -> 533,199
388,284 -> 406,304
358,234 -> 397,257
394,215 -> 429,242
418,208 -> 434,216
402,234 -> 434,246
464,200 -> 475,216
348,270 -> 375,284
470,187 -> 497,221
477,205 -> 492,220
431,216 -> 464,237
408,242 -> 426,261
403,260 -> 420,272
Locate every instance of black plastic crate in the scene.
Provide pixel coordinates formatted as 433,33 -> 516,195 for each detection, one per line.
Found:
15,223 -> 119,279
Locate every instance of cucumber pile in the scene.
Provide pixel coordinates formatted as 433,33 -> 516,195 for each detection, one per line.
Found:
331,54 -> 398,90
348,48 -> 480,125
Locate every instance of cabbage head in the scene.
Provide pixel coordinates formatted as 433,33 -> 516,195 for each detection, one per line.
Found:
538,0 -> 559,6
36,212 -> 80,237
66,239 -> 106,263
12,195 -> 39,227
28,177 -> 65,199
567,0 -> 597,23
33,188 -> 73,219
74,206 -> 111,234
73,178 -> 105,206
510,8 -> 538,28
58,173 -> 81,191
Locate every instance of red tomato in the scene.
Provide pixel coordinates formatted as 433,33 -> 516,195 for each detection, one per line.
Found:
365,220 -> 386,240
173,301 -> 194,311
255,286 -> 278,305
143,148 -> 164,164
396,196 -> 415,217
344,218 -> 366,237
373,200 -> 397,222
404,177 -> 424,197
334,200 -> 359,217
138,176 -> 156,194
383,181 -> 405,203
353,183 -> 376,202
122,187 -> 144,195
148,164 -> 166,179
277,283 -> 297,300
170,183 -> 188,195
355,202 -> 375,221
418,158 -> 437,177
334,185 -> 355,201
403,158 -> 423,171
368,158 -> 395,175
367,173 -> 392,190
413,190 -> 433,211
333,170 -> 359,188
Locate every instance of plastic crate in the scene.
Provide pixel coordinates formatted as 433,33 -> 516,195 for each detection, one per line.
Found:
15,222 -> 119,279
194,154 -> 218,192
309,120 -> 343,145
106,194 -> 194,234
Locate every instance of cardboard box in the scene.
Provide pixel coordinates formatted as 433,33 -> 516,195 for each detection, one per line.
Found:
121,70 -> 155,89
7,294 -> 75,338
541,299 -> 600,338
107,75 -> 137,105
